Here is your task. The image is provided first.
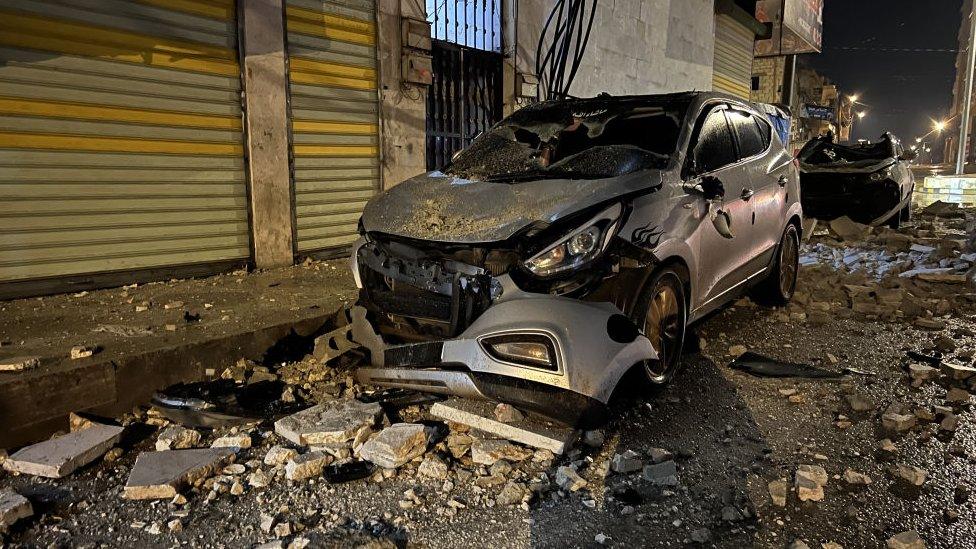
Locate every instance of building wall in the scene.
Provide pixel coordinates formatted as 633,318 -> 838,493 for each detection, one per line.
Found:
750,56 -> 786,104
513,0 -> 715,99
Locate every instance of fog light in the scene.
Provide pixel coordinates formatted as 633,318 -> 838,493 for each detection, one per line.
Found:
480,334 -> 557,370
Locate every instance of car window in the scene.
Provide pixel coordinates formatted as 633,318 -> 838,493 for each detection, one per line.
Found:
693,109 -> 737,173
753,115 -> 772,148
728,110 -> 766,159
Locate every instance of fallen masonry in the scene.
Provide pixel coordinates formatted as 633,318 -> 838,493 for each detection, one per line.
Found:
795,464 -> 828,502
0,489 -> 32,532
358,423 -> 428,469
3,424 -> 123,478
430,398 -> 577,454
155,425 -> 201,451
284,451 -> 331,481
123,448 -> 237,500
0,356 -> 40,372
642,460 -> 679,486
274,399 -> 383,447
887,530 -> 926,549
470,438 -> 534,466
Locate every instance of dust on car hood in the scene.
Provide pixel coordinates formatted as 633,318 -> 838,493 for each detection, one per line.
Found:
360,170 -> 664,243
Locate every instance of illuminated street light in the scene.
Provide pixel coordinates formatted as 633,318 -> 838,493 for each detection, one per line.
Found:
916,137 -> 923,143
849,94 -> 860,103
911,145 -> 918,150
934,120 -> 948,132
857,112 -> 867,119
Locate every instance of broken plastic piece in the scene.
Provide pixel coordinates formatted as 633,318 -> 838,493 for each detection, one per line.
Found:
730,352 -> 844,379
151,380 -> 299,428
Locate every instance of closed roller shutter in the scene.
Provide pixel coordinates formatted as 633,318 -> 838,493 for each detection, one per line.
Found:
0,0 -> 248,283
712,14 -> 754,100
285,0 -> 379,253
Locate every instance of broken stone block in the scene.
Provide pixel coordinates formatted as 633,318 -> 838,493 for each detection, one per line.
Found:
555,466 -> 587,491
0,356 -> 40,371
882,412 -> 916,433
0,489 -> 32,532
284,451 -> 331,481
890,463 -> 928,486
211,434 -> 252,449
583,430 -> 605,448
942,362 -> 976,383
70,346 -> 96,360
846,393 -> 876,412
493,403 -> 524,423
470,438 -> 533,465
829,216 -> 871,241
358,423 -> 427,469
842,469 -> 872,485
610,450 -> 643,474
887,530 -> 926,549
445,432 -> 473,460
123,448 -> 236,500
417,455 -> 449,479
768,478 -> 789,507
4,424 -> 123,478
431,399 -> 577,454
946,387 -> 971,404
274,399 -> 383,447
495,481 -> 526,506
795,464 -> 828,502
642,460 -> 678,486
647,447 -> 674,464
728,344 -> 747,357
908,364 -> 939,383
940,413 -> 959,432
264,445 -> 299,467
155,425 -> 201,451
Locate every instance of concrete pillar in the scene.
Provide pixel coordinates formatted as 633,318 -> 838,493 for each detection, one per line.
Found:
240,0 -> 295,268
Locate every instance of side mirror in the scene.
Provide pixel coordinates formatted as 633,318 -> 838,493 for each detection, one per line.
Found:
683,176 -> 725,201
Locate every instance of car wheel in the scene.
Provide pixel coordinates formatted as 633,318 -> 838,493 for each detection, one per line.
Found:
899,197 -> 913,223
752,223 -> 799,306
633,267 -> 688,385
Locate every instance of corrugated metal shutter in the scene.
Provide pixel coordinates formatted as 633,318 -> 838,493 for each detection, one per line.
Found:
0,0 -> 249,283
285,0 -> 379,253
712,14 -> 754,100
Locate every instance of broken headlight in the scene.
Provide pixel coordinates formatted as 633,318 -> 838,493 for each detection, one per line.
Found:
480,333 -> 558,370
523,203 -> 622,277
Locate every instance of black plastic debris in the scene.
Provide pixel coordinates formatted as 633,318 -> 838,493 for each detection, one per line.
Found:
906,350 -> 942,366
323,461 -> 375,484
151,379 -> 302,428
357,388 -> 444,409
730,352 -> 845,379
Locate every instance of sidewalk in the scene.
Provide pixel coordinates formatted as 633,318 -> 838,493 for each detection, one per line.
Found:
0,259 -> 357,448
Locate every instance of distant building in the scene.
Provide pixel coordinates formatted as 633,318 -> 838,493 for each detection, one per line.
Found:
946,0 -> 974,166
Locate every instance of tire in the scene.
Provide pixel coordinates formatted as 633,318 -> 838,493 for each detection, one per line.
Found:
752,223 -> 799,306
631,266 -> 688,386
899,196 -> 912,223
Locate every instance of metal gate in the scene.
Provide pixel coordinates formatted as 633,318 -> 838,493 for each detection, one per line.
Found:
713,13 -> 755,100
426,41 -> 503,170
0,0 -> 248,284
424,0 -> 503,171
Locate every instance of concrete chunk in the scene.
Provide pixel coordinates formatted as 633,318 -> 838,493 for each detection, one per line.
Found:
123,448 -> 237,500
0,489 -> 32,532
284,451 -> 331,481
430,398 -> 577,454
0,356 -> 39,372
274,399 -> 383,447
887,530 -> 926,549
4,424 -> 123,478
470,438 -> 533,465
358,423 -> 427,469
155,425 -> 201,451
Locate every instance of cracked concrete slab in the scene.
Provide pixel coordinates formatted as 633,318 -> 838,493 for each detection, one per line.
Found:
123,448 -> 237,500
274,399 -> 383,447
3,423 -> 123,478
430,399 -> 577,454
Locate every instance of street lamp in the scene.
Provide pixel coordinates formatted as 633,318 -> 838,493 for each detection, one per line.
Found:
934,120 -> 948,133
849,94 -> 860,103
857,112 -> 867,120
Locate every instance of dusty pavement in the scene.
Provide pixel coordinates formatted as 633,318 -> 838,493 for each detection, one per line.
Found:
2,205 -> 976,548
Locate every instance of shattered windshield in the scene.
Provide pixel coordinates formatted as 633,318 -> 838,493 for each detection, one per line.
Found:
445,98 -> 688,182
799,137 -> 896,167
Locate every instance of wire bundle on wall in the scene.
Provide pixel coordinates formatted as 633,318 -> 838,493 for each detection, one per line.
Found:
535,0 -> 599,101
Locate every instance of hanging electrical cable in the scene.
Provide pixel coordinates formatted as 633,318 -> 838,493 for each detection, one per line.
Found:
535,0 -> 599,101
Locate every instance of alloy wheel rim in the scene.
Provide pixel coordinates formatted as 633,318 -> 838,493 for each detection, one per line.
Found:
779,230 -> 798,297
644,282 -> 681,380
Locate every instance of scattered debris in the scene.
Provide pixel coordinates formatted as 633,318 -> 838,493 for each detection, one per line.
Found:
69,345 -> 97,360
4,424 -> 123,478
768,478 -> 789,507
0,356 -> 40,372
555,466 -> 587,491
274,399 -> 383,447
610,450 -> 643,474
358,423 -> 428,469
284,451 -> 331,481
794,464 -> 828,502
155,425 -> 201,451
887,530 -> 926,549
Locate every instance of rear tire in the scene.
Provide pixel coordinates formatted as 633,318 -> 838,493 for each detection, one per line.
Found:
631,267 -> 688,386
752,223 -> 799,306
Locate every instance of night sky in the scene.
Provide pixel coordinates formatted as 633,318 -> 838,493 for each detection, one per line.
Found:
804,0 -> 963,152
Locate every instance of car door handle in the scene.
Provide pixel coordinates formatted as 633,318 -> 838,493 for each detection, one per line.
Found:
741,188 -> 755,200
778,175 -> 789,187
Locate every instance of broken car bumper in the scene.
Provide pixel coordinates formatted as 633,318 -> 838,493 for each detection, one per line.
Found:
356,295 -> 657,426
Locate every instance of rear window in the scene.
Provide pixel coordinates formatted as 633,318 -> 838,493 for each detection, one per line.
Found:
799,137 -> 896,166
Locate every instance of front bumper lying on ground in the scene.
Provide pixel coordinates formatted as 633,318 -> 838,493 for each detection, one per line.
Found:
355,295 -> 657,426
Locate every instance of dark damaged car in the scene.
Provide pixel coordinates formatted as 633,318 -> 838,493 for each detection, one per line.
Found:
350,91 -> 802,425
798,132 -> 917,227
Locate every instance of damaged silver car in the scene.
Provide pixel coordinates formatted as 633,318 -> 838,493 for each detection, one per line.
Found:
350,91 -> 802,425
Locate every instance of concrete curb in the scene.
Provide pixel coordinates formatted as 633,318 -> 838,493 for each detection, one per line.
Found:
0,310 -> 336,449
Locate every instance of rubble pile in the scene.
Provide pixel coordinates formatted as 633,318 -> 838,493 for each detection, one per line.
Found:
795,203 -> 976,327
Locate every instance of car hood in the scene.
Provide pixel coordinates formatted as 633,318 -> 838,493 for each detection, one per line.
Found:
360,170 -> 665,243
800,158 -> 897,174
